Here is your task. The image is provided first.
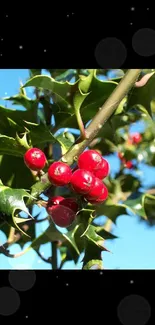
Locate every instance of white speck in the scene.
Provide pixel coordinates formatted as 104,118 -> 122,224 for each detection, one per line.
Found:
98,124 -> 102,129
67,14 -> 69,18
56,276 -> 59,279
67,104 -> 72,109
135,204 -> 142,210
130,280 -> 134,284
98,107 -> 102,110
37,259 -> 42,264
150,145 -> 155,153
100,271 -> 103,275
19,45 -> 23,49
138,153 -> 143,161
72,13 -> 74,15
5,92 -> 7,95
131,7 -> 135,11
44,49 -> 47,52
66,92 -> 71,97
1,38 -> 3,41
147,8 -> 149,10
6,14 -> 8,18
41,251 -> 44,256
25,316 -> 28,318
66,283 -> 69,286
0,54 -> 2,56
130,22 -> 133,25
64,128 -> 69,132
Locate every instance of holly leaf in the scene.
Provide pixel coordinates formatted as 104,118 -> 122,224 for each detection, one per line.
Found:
24,121 -> 58,146
56,131 -> 74,155
95,226 -> 118,240
0,184 -> 33,236
3,94 -> 36,111
0,135 -> 27,157
127,72 -> 155,117
83,225 -> 109,251
96,199 -> 129,224
22,75 -> 78,115
82,239 -> 104,270
63,225 -> 80,255
0,105 -> 38,133
123,193 -> 155,220
27,222 -> 64,252
0,155 -> 34,189
55,69 -> 77,82
29,69 -> 42,77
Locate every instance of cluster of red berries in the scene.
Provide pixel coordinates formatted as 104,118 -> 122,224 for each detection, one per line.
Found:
24,148 -> 110,228
117,132 -> 142,169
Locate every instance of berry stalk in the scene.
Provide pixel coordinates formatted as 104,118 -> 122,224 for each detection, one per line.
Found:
29,69 -> 142,203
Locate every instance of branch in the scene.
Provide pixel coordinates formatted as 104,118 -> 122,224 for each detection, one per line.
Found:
28,69 -> 142,202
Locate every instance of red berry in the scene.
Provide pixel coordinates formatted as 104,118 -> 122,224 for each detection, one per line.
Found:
85,177 -> 105,200
117,152 -> 124,160
47,204 -> 76,228
93,158 -> 110,180
70,169 -> 95,194
130,132 -> 142,144
88,183 -> 108,204
47,196 -> 65,206
78,150 -> 103,172
60,198 -> 79,213
24,148 -> 46,171
125,161 -> 133,169
48,162 -> 72,186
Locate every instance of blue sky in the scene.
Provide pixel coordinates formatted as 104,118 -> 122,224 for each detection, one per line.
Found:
0,69 -> 155,270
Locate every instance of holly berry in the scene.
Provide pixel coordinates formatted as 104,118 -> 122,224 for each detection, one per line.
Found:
92,158 -> 110,180
70,169 -> 95,194
117,152 -> 124,160
78,150 -> 103,172
60,198 -> 79,213
47,204 -> 76,228
125,161 -> 133,169
47,196 -> 65,206
85,177 -> 105,200
130,132 -> 142,144
87,183 -> 108,204
48,162 -> 72,186
24,148 -> 46,171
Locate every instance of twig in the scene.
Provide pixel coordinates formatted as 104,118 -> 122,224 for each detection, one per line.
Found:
29,69 -> 141,202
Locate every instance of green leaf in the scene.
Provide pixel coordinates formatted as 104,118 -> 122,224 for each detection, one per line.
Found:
96,199 -> 129,224
0,155 -> 34,189
124,194 -> 148,219
82,239 -> 104,270
78,69 -> 95,93
63,225 -> 80,255
83,225 -> 109,251
95,226 -> 118,240
77,208 -> 95,237
29,69 -> 42,77
83,259 -> 103,270
23,75 -> 78,115
27,222 -> 64,252
0,184 -> 33,235
3,94 -> 36,111
0,135 -> 27,157
0,105 -> 38,134
56,131 -> 74,155
55,69 -> 77,82
118,174 -> 140,193
24,121 -> 58,146
127,72 -> 155,117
